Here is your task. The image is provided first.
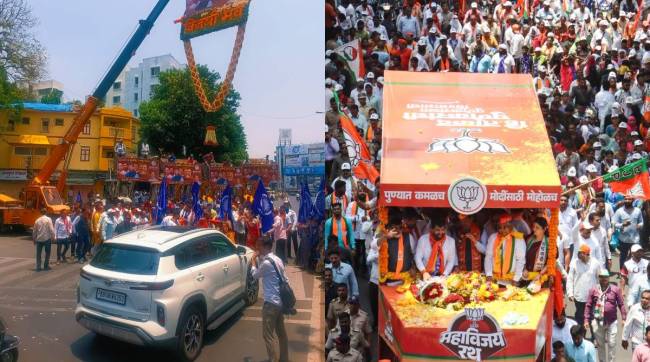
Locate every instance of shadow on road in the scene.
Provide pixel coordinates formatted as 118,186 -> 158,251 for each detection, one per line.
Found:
68,310 -> 266,362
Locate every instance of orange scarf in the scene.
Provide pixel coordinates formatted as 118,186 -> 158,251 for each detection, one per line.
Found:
350,202 -> 359,228
331,216 -> 349,248
425,233 -> 445,274
366,126 -> 375,142
493,234 -> 516,279
440,58 -> 449,71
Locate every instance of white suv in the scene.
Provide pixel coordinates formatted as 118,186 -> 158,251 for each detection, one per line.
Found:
75,226 -> 259,361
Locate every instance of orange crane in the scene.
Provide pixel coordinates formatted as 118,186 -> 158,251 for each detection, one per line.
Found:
0,0 -> 170,230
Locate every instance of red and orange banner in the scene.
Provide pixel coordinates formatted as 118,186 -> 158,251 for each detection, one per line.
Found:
379,71 -> 561,210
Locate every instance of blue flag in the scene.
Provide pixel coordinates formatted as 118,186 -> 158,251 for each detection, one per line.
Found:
75,192 -> 82,204
252,180 -> 275,233
312,177 -> 326,221
191,181 -> 203,225
220,185 -> 233,221
298,182 -> 314,224
156,178 -> 167,224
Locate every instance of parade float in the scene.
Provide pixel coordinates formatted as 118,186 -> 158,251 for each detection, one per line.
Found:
377,71 -> 563,361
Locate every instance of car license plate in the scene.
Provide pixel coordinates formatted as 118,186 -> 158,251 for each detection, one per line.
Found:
96,288 -> 126,305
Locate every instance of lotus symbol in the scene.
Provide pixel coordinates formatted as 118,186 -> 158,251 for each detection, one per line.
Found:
343,130 -> 362,167
457,185 -> 479,210
427,129 -> 510,154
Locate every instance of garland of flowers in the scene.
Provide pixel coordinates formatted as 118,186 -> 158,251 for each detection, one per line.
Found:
547,208 -> 559,275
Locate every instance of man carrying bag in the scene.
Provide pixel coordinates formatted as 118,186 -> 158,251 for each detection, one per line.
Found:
252,236 -> 296,362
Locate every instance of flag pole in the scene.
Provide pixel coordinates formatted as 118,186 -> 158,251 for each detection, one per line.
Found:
561,175 -> 604,196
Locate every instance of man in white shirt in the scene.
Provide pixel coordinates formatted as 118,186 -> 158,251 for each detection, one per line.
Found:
346,192 -> 368,271
588,213 -> 612,270
567,244 -> 601,326
560,195 -> 579,236
622,244 -> 650,308
571,220 -> 604,268
484,215 -> 526,284
33,208 -> 55,271
552,310 -> 578,349
623,289 -> 650,352
491,44 -> 516,73
251,237 -> 289,362
415,217 -> 457,279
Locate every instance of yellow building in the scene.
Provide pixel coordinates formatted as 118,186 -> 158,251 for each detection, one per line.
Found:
0,103 -> 140,201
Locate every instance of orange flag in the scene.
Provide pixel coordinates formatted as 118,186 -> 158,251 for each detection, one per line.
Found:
339,114 -> 379,183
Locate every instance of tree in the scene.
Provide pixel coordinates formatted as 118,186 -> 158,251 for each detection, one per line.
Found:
139,66 -> 248,164
0,0 -> 47,82
40,89 -> 62,104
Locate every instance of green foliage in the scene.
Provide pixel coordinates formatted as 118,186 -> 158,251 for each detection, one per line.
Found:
40,89 -> 63,104
139,66 -> 248,164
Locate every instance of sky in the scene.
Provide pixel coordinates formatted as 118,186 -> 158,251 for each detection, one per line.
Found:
28,0 -> 324,158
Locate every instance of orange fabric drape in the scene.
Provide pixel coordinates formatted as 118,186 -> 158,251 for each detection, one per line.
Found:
331,217 -> 349,248
493,234 -> 516,279
425,233 -> 445,273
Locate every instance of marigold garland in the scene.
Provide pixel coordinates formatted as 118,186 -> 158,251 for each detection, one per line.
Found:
547,208 -> 559,276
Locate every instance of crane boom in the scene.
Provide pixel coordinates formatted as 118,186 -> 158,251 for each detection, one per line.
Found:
34,0 -> 171,186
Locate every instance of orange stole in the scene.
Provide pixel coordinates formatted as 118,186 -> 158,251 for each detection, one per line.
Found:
493,233 -> 517,279
331,217 -> 349,248
425,234 -> 445,274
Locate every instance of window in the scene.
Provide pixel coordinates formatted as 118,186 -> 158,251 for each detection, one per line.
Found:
41,119 -> 49,133
82,122 -> 91,135
134,76 -> 139,86
55,118 -> 64,126
151,66 -> 160,77
134,93 -> 138,102
133,109 -> 138,117
80,146 -> 90,161
91,244 -> 160,275
33,147 -> 46,156
174,239 -> 217,270
208,235 -> 236,258
102,147 -> 114,159
131,125 -> 137,140
14,146 -> 30,155
7,120 -> 14,131
113,81 -> 121,90
21,117 -> 29,125
112,96 -> 121,105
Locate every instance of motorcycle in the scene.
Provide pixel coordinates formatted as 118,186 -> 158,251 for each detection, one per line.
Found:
0,318 -> 19,362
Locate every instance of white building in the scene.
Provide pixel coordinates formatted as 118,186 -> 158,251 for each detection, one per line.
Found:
17,79 -> 66,102
105,54 -> 183,117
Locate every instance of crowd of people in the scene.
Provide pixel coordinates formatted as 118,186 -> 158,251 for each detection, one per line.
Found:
325,0 -> 650,361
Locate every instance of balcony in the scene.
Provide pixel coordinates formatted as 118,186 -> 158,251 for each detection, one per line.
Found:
100,126 -> 131,140
10,155 -> 48,169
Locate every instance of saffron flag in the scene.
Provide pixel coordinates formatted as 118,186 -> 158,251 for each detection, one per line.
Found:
333,39 -> 364,82
603,159 -> 650,199
252,180 -> 275,233
155,178 -> 167,225
339,113 -> 380,183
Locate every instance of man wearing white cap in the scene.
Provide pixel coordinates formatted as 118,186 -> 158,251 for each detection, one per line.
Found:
615,78 -> 635,118
571,1 -> 592,23
463,2 -> 481,24
571,219 -> 604,267
491,43 -> 515,73
535,1 -> 557,23
331,162 -> 374,202
622,244 -> 649,309
533,65 -> 554,94
579,148 -> 602,177
591,20 -> 613,51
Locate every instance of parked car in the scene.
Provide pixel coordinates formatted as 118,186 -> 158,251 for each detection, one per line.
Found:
75,226 -> 258,361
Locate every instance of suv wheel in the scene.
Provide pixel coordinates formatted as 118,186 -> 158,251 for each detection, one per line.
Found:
176,306 -> 205,362
244,267 -> 259,306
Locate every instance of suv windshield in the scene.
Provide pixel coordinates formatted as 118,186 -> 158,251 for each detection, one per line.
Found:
91,244 -> 160,275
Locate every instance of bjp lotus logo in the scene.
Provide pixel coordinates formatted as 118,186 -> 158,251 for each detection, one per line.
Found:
427,129 -> 509,154
448,178 -> 487,215
456,185 -> 479,210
